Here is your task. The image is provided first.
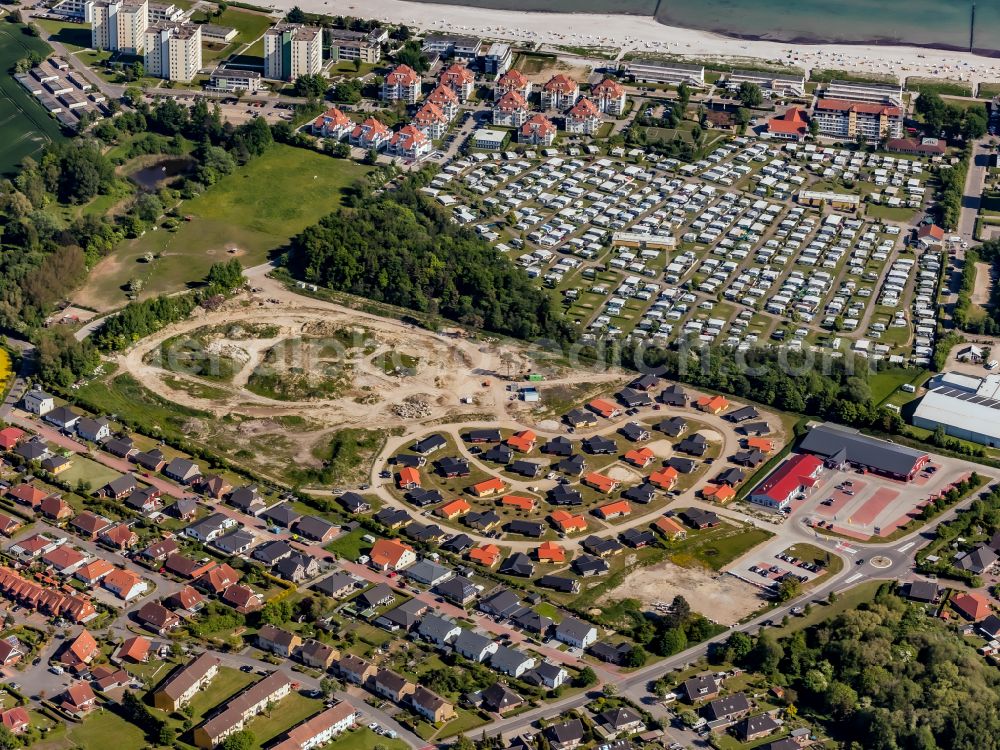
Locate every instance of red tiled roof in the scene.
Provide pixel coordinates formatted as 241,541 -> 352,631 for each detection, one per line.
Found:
592,78 -> 624,97
497,69 -> 528,89
815,98 -> 902,117
568,97 -> 600,118
495,90 -> 528,112
544,74 -> 576,92
521,114 -> 556,138
768,106 -> 808,135
386,64 -> 420,86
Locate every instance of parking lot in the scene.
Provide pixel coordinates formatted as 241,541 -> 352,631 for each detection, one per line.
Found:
796,457 -> 973,539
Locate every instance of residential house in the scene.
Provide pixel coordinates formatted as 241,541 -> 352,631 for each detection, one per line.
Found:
74,559 -> 115,586
132,448 -> 166,473
269,701 -> 358,750
58,629 -> 99,671
227,485 -> 265,515
453,630 -> 497,662
113,636 -> 151,664
555,616 -> 597,648
185,512 -> 237,543
212,529 -> 256,556
480,682 -> 523,715
75,417 -> 110,443
274,553 -> 319,583
369,668 -> 415,702
311,106 -> 352,139
59,683 -> 96,717
411,685 -> 455,724
39,495 -> 72,521
257,624 -> 302,657
100,523 -> 139,550
702,692 -> 752,727
598,706 -> 645,736
545,719 -> 585,750
196,563 -> 240,595
369,538 -> 416,572
335,654 -> 376,685
124,487 -> 162,514
164,585 -> 205,614
44,405 -> 80,430
312,572 -> 359,599
71,511 -> 112,540
163,458 -> 200,484
260,503 -> 302,528
136,601 -> 180,634
221,584 -> 263,613
103,568 -> 148,601
298,639 -> 339,670
524,661 -> 568,690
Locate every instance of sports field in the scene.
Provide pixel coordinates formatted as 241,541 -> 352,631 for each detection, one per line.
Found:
0,22 -> 66,174
73,144 -> 373,310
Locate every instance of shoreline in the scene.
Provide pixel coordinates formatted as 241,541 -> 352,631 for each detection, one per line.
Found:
280,0 -> 1000,85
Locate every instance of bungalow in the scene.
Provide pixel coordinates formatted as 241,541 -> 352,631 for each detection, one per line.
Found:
500,494 -> 536,513
42,545 -> 86,574
75,559 -> 115,586
164,585 -> 205,614
598,706 -> 645,736
620,528 -> 655,548
564,408 -> 598,428
435,575 -> 478,605
404,559 -> 453,587
260,503 -> 302,528
0,514 -> 22,537
369,538 -> 417,572
583,535 -> 624,557
507,430 -> 537,453
505,520 -> 544,538
437,456 -> 470,478
737,714 -> 781,742
13,439 -> 50,463
583,435 -> 618,455
436,497 -> 471,520
185,513 -> 236,543
537,574 -> 578,593
136,601 -> 180,634
375,507 -> 412,529
695,395 -> 729,414
524,661 -> 568,690
702,692 -> 752,726
595,499 -> 631,520
489,645 -> 535,678
212,529 -> 256,556
702,484 -> 736,503
418,613 -> 462,646
681,508 -> 720,529
41,455 -> 71,475
336,492 -> 370,514
654,515 -> 687,540
677,433 -> 709,456
499,551 -> 535,576
124,487 -> 162,514
45,405 -> 80,430
164,458 -> 201,484
649,466 -> 679,490
656,417 -> 688,437
413,434 -> 447,455
588,399 -> 621,419
572,554 -> 609,576
75,417 -> 110,443
554,615 -> 597,648
585,472 -> 621,494
0,640 -> 23,666
550,509 -> 587,533
71,512 -> 112,540
103,568 -> 148,601
464,429 -> 502,443
453,629 -> 497,662
8,483 -> 48,508
0,707 -> 29,735
510,459 -> 545,478
59,629 -> 99,670
164,553 -> 214,580
0,427 -> 25,450
953,591 -> 992,621
39,495 -> 72,521
468,544 -> 502,567
624,447 -> 655,468
227,486 -> 264,515
471,477 -> 506,498
131,448 -> 166,473
441,534 -> 473,554
113,636 -> 151,664
536,540 -> 566,563
624,483 -> 656,505
682,674 -> 720,702
195,563 -> 240,595
220,583 -> 263,613
293,515 -> 339,543
396,467 -> 421,490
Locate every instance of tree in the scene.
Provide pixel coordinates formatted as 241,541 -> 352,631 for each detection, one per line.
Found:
602,683 -> 618,696
737,81 -> 763,108
286,5 -> 306,23
624,644 -> 647,668
293,73 -> 328,99
776,576 -> 802,602
0,726 -> 19,750
723,631 -> 753,664
808,117 -> 819,137
750,632 -> 784,675
123,87 -> 143,107
573,667 -> 597,687
220,730 -> 256,750
655,627 -> 687,656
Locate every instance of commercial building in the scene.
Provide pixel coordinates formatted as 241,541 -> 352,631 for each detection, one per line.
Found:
799,422 -> 929,480
812,98 -> 903,142
726,69 -> 806,96
207,65 -> 262,94
913,371 -> 1000,447
325,27 -> 383,64
747,454 -> 823,510
193,671 -> 293,748
621,60 -> 705,87
796,190 -> 861,211
822,79 -> 903,106
473,128 -> 509,151
144,22 -> 201,82
263,23 -> 322,81
199,23 -> 236,43
766,107 -> 809,141
85,0 -> 148,53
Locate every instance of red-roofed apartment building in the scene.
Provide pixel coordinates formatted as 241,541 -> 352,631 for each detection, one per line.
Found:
312,107 -> 352,139
813,98 -> 903,141
591,78 -> 627,115
519,114 -> 557,147
565,97 -> 602,135
495,69 -> 531,101
388,124 -> 431,161
439,63 -> 475,101
413,101 -> 450,139
767,107 -> 809,141
540,74 -> 578,110
748,454 -> 823,510
350,118 -> 391,151
493,90 -> 530,127
382,64 -> 422,103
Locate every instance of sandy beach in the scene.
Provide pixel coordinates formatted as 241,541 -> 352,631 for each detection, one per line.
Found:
272,0 -> 1000,86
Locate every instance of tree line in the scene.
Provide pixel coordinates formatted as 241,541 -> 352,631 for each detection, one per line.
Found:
954,238 -> 1000,335
285,170 -> 576,343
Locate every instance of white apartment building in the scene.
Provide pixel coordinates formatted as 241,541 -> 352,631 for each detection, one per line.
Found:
813,98 -> 904,142
85,0 -> 148,53
144,21 -> 201,82
207,65 -> 262,93
263,23 -> 322,81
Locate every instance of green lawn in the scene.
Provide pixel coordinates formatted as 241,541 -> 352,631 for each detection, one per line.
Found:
669,523 -> 773,570
769,580 -> 883,637
326,728 -> 409,750
242,692 -> 323,747
34,18 -> 92,51
68,709 -> 147,750
869,367 -> 924,406
325,528 -> 371,562
184,666 -> 256,721
58,455 -> 124,490
73,145 -> 373,310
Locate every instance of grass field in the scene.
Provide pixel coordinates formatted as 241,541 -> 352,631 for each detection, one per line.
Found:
190,7 -> 273,66
73,145 -> 373,310
905,77 -> 973,97
68,710 -> 147,750
769,580 -> 882,637
0,22 -> 66,175
869,367 -> 925,406
669,524 -> 774,570
185,666 -> 256,721
34,18 -> 91,51
242,692 -> 323,747
59,455 -> 124,490
327,728 -> 409,750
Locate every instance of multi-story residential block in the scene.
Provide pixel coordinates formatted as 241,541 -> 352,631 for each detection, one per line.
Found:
493,90 -> 530,127
311,106 -> 352,139
147,1 -> 183,22
324,27 -> 383,64
823,79 -> 903,105
263,23 -> 322,81
152,653 -> 220,712
421,33 -> 481,59
349,117 -> 390,151
439,63 -> 475,101
382,63 -> 421,103
481,41 -> 511,74
726,69 -> 806,97
565,97 -> 602,135
813,98 -> 903,142
519,113 -> 556,146
270,702 -> 358,750
413,102 -> 449,139
193,671 -> 292,748
206,65 -> 262,93
494,69 -> 531,101
144,21 -> 201,82
426,84 -> 459,120
85,0 -> 148,53
591,77 -> 626,115
540,74 -> 579,110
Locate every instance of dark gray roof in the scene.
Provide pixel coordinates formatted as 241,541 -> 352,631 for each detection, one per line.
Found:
555,615 -> 594,641
418,613 -> 461,643
378,598 -> 426,630
511,609 -> 552,633
481,682 -> 522,712
253,540 -> 294,565
499,552 -> 534,576
212,529 -> 255,554
294,515 -> 338,540
545,718 -> 584,745
312,571 -> 358,596
441,533 -> 473,553
956,544 -> 998,574
703,692 -> 751,721
800,423 -> 927,477
259,503 -> 302,527
454,629 -> 494,656
489,645 -> 533,674
572,554 -> 609,576
435,575 -> 477,603
479,587 -> 522,617
337,492 -> 370,513
356,583 -> 394,610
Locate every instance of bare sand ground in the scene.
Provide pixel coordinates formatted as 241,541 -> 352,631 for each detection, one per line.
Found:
972,261 -> 994,307
602,559 -> 765,625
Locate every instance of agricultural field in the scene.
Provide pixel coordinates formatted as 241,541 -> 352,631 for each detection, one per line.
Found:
73,145 -> 373,310
0,22 -> 67,175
